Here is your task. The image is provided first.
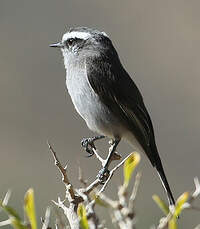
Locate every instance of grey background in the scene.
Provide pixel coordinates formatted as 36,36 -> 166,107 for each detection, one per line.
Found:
0,0 -> 200,228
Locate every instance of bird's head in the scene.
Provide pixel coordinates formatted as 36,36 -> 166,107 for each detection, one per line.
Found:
50,27 -> 115,61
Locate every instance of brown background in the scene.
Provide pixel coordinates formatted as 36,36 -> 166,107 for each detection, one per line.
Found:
0,0 -> 200,228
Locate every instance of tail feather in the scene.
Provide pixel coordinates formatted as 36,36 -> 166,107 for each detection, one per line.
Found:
138,141 -> 175,206
154,156 -> 175,206
141,143 -> 175,206
145,134 -> 175,206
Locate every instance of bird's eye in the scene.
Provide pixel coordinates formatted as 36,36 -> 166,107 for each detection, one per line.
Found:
67,38 -> 74,46
64,37 -> 82,48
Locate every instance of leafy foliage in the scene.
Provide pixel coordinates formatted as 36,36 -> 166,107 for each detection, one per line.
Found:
77,203 -> 89,229
0,200 -> 26,229
0,189 -> 37,229
0,152 -> 199,229
24,189 -> 37,229
152,195 -> 169,215
153,191 -> 190,228
123,152 -> 140,187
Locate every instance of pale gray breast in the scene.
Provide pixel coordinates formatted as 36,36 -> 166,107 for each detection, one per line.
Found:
65,59 -> 124,137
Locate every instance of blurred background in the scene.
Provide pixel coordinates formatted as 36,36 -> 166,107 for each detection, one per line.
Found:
1,0 -> 200,228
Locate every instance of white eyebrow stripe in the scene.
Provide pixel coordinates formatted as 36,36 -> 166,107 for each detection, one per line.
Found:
62,31 -> 91,41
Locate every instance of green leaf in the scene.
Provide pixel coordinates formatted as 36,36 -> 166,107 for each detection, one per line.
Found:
0,201 -> 26,229
174,192 -> 189,217
169,218 -> 177,229
11,218 -> 27,229
93,195 -> 108,208
152,195 -> 169,215
24,189 -> 37,229
123,152 -> 140,187
77,204 -> 89,229
0,202 -> 21,220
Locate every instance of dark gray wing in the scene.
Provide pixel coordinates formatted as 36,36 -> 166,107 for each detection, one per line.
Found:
86,55 -> 157,165
86,55 -> 175,205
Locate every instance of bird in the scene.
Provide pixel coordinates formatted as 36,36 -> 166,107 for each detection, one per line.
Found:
50,27 -> 175,207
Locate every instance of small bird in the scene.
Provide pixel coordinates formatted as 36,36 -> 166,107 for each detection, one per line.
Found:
50,27 -> 175,206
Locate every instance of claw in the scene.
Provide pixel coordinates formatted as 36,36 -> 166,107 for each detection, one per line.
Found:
81,138 -> 95,156
85,148 -> 94,157
81,136 -> 105,157
81,138 -> 95,148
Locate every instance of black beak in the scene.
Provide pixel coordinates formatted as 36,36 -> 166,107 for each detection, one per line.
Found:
49,42 -> 63,48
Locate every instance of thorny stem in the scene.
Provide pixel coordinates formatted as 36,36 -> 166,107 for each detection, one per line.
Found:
47,141 -> 75,200
78,166 -> 88,187
97,153 -> 134,196
47,141 -> 200,229
90,142 -> 122,167
129,172 -> 142,208
48,140 -> 139,229
41,207 -> 51,229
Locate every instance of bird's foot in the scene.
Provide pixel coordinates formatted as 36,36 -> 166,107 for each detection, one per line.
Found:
81,136 -> 105,157
97,167 -> 110,184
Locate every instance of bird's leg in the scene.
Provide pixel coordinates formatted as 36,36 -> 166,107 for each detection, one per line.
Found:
97,139 -> 120,183
81,135 -> 105,157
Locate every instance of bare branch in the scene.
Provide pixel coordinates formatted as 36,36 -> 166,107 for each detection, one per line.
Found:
0,219 -> 11,227
78,166 -> 88,187
97,193 -> 119,209
41,206 -> 51,229
129,172 -> 142,207
181,177 -> 200,211
53,207 -> 67,229
2,190 -> 11,206
156,177 -> 200,229
97,153 -> 133,195
52,197 -> 80,229
194,224 -> 200,229
87,139 -> 122,168
47,141 -> 75,200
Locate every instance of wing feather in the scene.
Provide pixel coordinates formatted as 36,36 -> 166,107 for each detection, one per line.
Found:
85,50 -> 175,205
86,55 -> 157,164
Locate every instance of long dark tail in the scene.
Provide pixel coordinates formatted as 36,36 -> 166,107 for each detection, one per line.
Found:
144,140 -> 175,206
128,101 -> 175,206
154,155 -> 175,206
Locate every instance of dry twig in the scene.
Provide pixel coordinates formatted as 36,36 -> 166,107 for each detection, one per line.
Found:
48,140 -> 137,229
156,177 -> 200,229
41,207 -> 51,229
